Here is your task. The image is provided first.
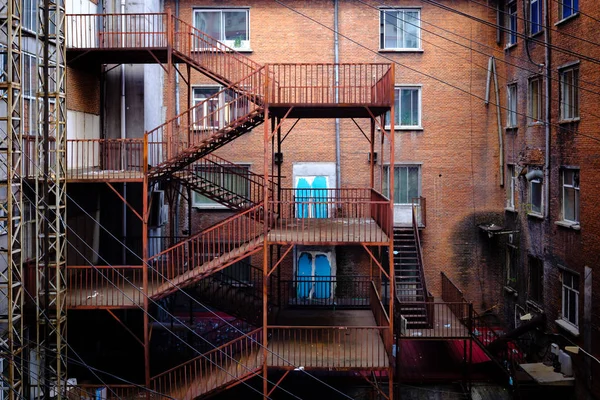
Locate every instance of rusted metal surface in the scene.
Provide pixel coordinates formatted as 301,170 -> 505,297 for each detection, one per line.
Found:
280,275 -> 371,308
267,326 -> 389,369
151,328 -> 263,399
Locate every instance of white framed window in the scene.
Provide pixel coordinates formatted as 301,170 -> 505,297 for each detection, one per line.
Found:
194,9 -> 250,51
383,165 -> 420,205
529,0 -> 542,35
192,86 -> 220,129
23,53 -> 37,136
379,8 -> 421,51
560,0 -> 579,20
386,86 -> 421,129
23,0 -> 38,32
528,76 -> 543,124
560,66 -> 579,121
506,2 -> 517,46
192,164 -> 250,209
528,169 -> 543,216
561,270 -> 579,327
507,84 -> 517,128
506,164 -> 517,210
561,168 -> 579,223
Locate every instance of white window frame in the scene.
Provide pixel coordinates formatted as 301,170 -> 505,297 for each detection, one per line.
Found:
382,164 -> 421,205
560,0 -> 579,20
561,168 -> 579,224
193,8 -> 251,51
379,8 -> 422,51
561,270 -> 579,328
506,164 -> 517,210
507,84 -> 518,128
192,163 -> 251,209
529,0 -> 542,35
386,85 -> 422,129
559,65 -> 579,121
528,171 -> 544,216
528,76 -> 543,124
506,2 -> 518,46
23,53 -> 37,136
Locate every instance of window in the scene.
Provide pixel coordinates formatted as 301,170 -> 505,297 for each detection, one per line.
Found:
560,66 -> 579,121
507,84 -> 517,128
529,0 -> 542,35
561,168 -> 579,223
386,86 -> 421,128
528,76 -> 543,124
380,9 -> 421,50
383,165 -> 420,204
528,256 -> 543,304
528,169 -> 543,215
23,0 -> 37,32
560,0 -> 579,19
561,270 -> 579,327
506,165 -> 517,210
194,9 -> 250,50
506,245 -> 519,288
193,86 -> 220,129
23,54 -> 38,136
192,164 -> 250,208
506,2 -> 517,46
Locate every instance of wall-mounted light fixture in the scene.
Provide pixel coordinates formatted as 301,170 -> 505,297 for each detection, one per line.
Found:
367,152 -> 378,163
274,152 -> 284,165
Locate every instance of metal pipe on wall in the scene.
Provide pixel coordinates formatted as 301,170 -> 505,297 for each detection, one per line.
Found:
121,0 -> 127,264
543,0 -> 551,220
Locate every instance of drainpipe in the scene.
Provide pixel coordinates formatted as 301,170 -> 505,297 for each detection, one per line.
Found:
543,0 -> 550,220
121,0 -> 127,263
334,0 -> 341,189
174,0 -> 181,242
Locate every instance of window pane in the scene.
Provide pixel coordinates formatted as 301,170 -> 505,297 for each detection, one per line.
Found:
531,180 -> 542,213
407,166 -> 419,201
564,187 -> 575,221
395,166 -> 404,203
384,11 -> 398,48
224,11 -> 247,41
382,166 -> 389,198
403,12 -> 419,48
196,11 -> 221,39
400,89 -> 413,126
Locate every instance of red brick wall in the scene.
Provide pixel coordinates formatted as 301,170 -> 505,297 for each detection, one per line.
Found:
168,0 -> 504,311
67,66 -> 101,114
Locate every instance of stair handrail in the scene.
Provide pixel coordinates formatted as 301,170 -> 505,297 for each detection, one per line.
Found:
145,66 -> 266,169
412,199 -> 433,325
151,328 -> 263,393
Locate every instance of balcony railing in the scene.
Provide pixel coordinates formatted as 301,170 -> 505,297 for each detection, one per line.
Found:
67,13 -> 168,49
268,326 -> 390,369
399,301 -> 472,339
280,275 -> 371,308
268,188 -> 391,244
266,63 -> 393,106
65,138 -> 145,181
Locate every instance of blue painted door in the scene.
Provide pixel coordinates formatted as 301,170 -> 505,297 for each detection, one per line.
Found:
297,252 -> 312,299
311,176 -> 328,218
314,254 -> 331,299
295,178 -> 311,218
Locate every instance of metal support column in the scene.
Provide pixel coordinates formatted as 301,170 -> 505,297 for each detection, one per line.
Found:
0,1 -> 25,398
36,0 -> 67,396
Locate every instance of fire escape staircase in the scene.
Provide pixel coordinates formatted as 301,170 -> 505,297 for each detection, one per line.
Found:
395,211 -> 432,329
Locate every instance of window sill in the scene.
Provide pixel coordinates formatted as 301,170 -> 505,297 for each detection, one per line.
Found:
505,126 -> 518,132
555,220 -> 580,230
555,319 -> 580,337
504,43 -> 517,51
529,30 -> 544,39
527,212 -> 544,220
379,48 -> 424,53
383,125 -> 423,131
555,13 -> 579,27
559,118 -> 580,124
527,121 -> 544,127
505,207 -> 517,213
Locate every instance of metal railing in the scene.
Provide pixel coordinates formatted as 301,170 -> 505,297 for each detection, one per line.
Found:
266,63 -> 393,105
151,328 -> 263,399
412,196 -> 433,324
65,138 -> 145,181
149,204 -> 265,297
67,384 -> 151,399
66,265 -> 145,308
399,301 -> 472,339
280,275 -> 371,308
411,196 -> 426,228
146,68 -> 265,170
268,188 -> 390,244
66,13 -> 168,49
268,326 -> 390,369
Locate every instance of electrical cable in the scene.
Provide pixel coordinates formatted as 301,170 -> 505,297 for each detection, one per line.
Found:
18,182 -> 282,400
358,0 -> 600,122
274,0 -> 600,143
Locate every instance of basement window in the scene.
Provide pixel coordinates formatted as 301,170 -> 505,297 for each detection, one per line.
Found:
194,9 -> 250,51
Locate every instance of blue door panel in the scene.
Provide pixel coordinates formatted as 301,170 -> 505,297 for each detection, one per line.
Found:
314,254 -> 331,299
296,178 -> 311,218
312,176 -> 328,218
297,253 -> 312,299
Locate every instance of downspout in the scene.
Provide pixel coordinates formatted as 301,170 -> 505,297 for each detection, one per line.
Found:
544,0 -> 550,220
174,0 -> 181,244
121,0 -> 127,263
334,0 -> 341,189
